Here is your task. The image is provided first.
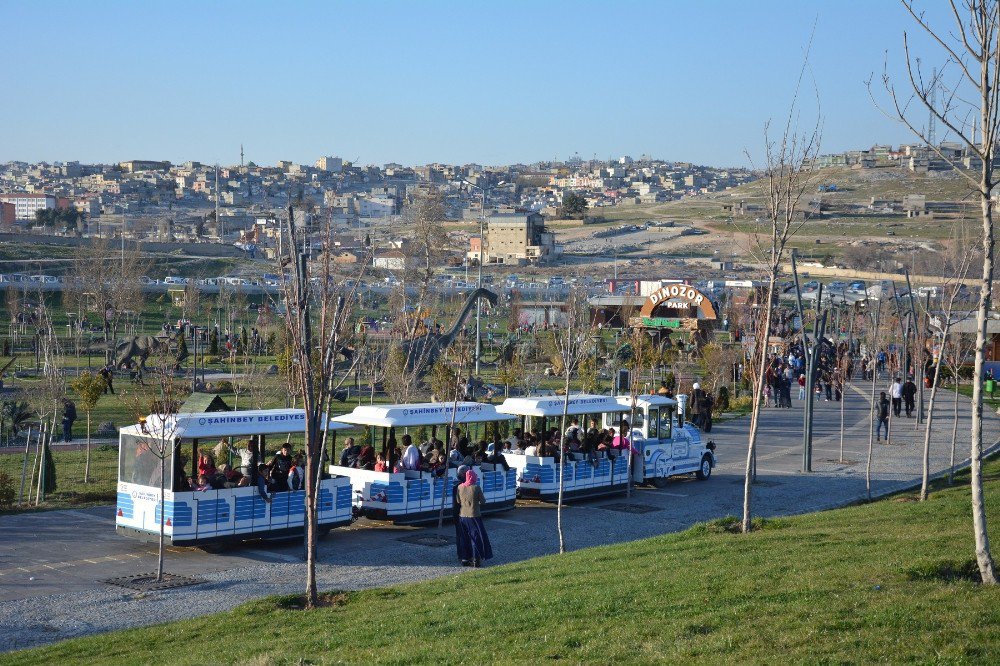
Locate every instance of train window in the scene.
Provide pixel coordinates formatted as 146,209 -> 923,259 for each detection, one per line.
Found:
659,409 -> 674,439
648,408 -> 658,439
120,433 -> 168,488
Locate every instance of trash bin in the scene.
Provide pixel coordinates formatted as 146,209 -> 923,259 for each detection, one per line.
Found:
986,379 -> 995,395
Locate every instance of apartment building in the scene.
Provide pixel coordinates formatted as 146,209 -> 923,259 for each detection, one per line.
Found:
0,192 -> 56,220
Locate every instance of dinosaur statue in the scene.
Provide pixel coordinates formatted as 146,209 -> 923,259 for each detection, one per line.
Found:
400,287 -> 498,374
114,333 -> 188,370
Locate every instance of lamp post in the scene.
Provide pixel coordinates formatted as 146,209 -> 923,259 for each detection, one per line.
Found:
462,178 -> 506,376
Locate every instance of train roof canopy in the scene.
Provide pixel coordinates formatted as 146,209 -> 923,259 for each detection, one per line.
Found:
120,408 -> 351,440
615,395 -> 678,409
497,394 -> 629,418
331,402 -> 515,428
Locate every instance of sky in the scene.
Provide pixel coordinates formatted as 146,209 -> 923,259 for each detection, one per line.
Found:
0,1 -> 960,168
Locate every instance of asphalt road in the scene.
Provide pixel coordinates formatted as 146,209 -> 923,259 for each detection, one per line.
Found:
1,385 -> 997,651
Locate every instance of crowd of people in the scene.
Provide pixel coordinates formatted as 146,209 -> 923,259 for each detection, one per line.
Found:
168,438 -> 310,504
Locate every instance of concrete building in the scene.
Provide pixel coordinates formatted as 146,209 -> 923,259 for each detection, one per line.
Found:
315,156 -> 343,172
0,193 -> 56,220
0,201 -> 15,226
373,249 -> 408,271
485,212 -> 560,264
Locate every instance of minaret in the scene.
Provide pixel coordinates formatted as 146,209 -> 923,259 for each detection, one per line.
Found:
240,144 -> 244,168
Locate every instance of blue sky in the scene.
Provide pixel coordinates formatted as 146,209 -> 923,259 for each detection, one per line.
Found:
0,1 -> 956,167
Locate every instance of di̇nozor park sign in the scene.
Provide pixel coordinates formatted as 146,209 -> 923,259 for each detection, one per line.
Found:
635,284 -> 718,328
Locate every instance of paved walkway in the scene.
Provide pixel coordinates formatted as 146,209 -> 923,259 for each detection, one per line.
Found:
1,383 -> 997,652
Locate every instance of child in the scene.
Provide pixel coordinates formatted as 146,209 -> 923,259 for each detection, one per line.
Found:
194,474 -> 211,491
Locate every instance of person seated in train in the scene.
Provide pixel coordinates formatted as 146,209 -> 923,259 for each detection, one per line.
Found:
448,440 -> 465,467
287,454 -> 305,491
193,474 -> 212,492
172,450 -> 191,491
484,443 -> 511,471
255,464 -> 273,503
402,435 -> 422,471
374,453 -> 389,473
507,428 -> 522,450
339,437 -> 361,467
227,439 -> 257,477
355,446 -> 376,470
424,447 -> 446,475
566,432 -> 582,454
584,419 -> 601,453
269,443 -> 294,492
197,451 -> 217,480
451,427 -> 470,456
523,438 -> 538,456
564,418 -> 581,440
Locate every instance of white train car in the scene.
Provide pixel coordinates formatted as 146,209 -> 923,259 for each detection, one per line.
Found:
497,394 -> 633,501
329,402 -> 517,524
610,394 -> 717,486
116,408 -> 353,546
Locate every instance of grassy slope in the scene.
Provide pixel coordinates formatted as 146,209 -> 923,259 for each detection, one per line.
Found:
4,458 -> 1000,664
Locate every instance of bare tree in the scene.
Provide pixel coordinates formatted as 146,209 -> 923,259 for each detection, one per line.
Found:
281,205 -> 365,607
875,0 -> 998,583
552,288 -> 593,554
919,251 -> 973,500
865,296 -> 886,500
737,44 -> 821,533
67,238 -> 146,365
120,347 -> 183,582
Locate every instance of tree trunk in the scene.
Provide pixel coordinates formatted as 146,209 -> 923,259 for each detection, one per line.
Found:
742,271 -> 777,533
84,411 -> 91,484
970,189 -> 997,584
919,335 -> 947,501
950,373 -> 959,485
157,451 -> 165,582
557,372 -> 570,554
866,361 -> 878,500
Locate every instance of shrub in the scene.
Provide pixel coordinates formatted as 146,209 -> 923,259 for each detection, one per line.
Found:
0,471 -> 15,507
214,380 -> 235,394
729,395 -> 754,412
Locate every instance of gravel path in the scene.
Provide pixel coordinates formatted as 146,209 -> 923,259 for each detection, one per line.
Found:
1,386 -> 997,653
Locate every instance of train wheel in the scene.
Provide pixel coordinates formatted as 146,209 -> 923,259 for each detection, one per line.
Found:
696,455 -> 712,480
652,476 -> 670,489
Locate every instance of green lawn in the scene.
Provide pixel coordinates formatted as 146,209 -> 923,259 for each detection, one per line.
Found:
5,456 -> 999,664
0,445 -> 118,510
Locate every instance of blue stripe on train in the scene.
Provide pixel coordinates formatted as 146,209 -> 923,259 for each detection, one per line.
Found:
154,500 -> 193,527
116,492 -> 134,520
197,498 -> 230,525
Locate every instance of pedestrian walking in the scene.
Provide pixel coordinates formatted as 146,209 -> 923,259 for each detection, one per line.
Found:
876,392 -> 890,441
889,377 -> 903,417
902,377 -> 917,417
690,383 -> 704,428
456,468 -> 493,567
61,398 -> 77,443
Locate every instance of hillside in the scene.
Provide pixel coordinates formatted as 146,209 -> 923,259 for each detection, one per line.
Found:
5,456 -> 999,665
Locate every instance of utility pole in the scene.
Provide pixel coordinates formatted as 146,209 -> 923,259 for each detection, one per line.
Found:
475,186 -> 485,376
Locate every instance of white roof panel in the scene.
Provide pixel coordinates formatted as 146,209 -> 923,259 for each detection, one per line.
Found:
615,395 -> 678,409
497,394 -> 629,418
331,402 -> 515,428
121,408 -> 351,440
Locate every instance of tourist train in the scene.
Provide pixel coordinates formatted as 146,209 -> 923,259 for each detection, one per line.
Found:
116,395 -> 717,546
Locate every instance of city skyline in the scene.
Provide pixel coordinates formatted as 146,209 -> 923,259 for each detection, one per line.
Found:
1,1 -> 955,167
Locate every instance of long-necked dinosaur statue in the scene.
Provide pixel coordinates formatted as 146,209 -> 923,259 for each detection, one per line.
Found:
401,287 -> 498,373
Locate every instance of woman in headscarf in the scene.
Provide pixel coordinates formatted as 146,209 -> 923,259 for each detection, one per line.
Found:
456,468 -> 493,567
453,464 -> 472,566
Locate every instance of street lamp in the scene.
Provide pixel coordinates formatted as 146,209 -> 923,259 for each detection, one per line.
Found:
461,177 -> 506,376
